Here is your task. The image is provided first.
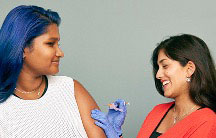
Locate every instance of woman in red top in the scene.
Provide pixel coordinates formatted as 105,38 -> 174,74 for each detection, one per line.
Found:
92,34 -> 216,138
137,34 -> 216,138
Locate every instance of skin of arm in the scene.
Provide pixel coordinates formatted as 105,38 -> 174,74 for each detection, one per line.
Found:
74,80 -> 106,138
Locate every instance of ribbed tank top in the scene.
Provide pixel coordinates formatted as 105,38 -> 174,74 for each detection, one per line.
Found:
0,75 -> 88,138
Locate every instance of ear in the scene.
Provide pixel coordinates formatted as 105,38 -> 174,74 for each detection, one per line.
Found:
23,53 -> 26,59
186,61 -> 196,77
23,47 -> 31,58
23,47 -> 31,59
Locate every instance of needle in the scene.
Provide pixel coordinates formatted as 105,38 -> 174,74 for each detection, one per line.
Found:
105,102 -> 130,112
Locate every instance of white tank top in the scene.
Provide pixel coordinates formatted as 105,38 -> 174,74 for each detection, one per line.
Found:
0,76 -> 88,138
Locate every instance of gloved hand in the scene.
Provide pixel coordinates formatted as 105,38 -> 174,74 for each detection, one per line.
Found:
107,99 -> 127,136
91,99 -> 127,138
91,109 -> 119,138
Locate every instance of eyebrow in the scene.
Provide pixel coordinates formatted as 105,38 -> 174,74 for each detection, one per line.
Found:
158,59 -> 167,64
48,37 -> 60,41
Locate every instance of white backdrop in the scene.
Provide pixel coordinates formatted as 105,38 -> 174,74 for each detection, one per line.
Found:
1,1 -> 216,137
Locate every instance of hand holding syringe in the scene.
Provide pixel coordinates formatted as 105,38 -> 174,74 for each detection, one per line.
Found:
92,99 -> 128,137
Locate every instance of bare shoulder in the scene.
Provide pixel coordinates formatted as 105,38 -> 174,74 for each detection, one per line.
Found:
74,80 -> 106,138
74,80 -> 95,101
74,80 -> 99,109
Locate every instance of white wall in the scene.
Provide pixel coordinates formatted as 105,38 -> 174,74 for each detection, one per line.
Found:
1,1 -> 216,137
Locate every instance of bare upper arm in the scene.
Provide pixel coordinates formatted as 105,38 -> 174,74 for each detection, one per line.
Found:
74,80 -> 106,138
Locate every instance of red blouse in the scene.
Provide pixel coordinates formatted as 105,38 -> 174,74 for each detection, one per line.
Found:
137,102 -> 216,138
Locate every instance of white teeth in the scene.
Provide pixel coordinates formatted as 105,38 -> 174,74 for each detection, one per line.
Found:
163,81 -> 170,86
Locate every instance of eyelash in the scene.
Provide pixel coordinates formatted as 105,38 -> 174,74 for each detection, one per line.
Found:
46,42 -> 55,46
163,65 -> 168,69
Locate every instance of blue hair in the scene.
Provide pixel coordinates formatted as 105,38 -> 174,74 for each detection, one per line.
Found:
0,5 -> 61,103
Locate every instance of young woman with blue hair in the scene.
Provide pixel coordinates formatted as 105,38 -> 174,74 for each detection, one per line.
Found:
0,5 -> 106,137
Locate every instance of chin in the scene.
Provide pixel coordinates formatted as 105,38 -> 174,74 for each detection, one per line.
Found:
46,69 -> 59,75
164,91 -> 174,98
52,70 -> 59,75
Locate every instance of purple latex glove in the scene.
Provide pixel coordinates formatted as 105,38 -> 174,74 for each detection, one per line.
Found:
91,109 -> 119,138
91,99 -> 127,137
107,99 -> 127,136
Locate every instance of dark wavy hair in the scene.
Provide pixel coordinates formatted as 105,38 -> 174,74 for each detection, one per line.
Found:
0,5 -> 61,103
152,34 -> 216,112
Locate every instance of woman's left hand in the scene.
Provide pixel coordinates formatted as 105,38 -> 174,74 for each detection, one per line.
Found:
107,99 -> 127,136
91,109 -> 120,138
91,99 -> 127,137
